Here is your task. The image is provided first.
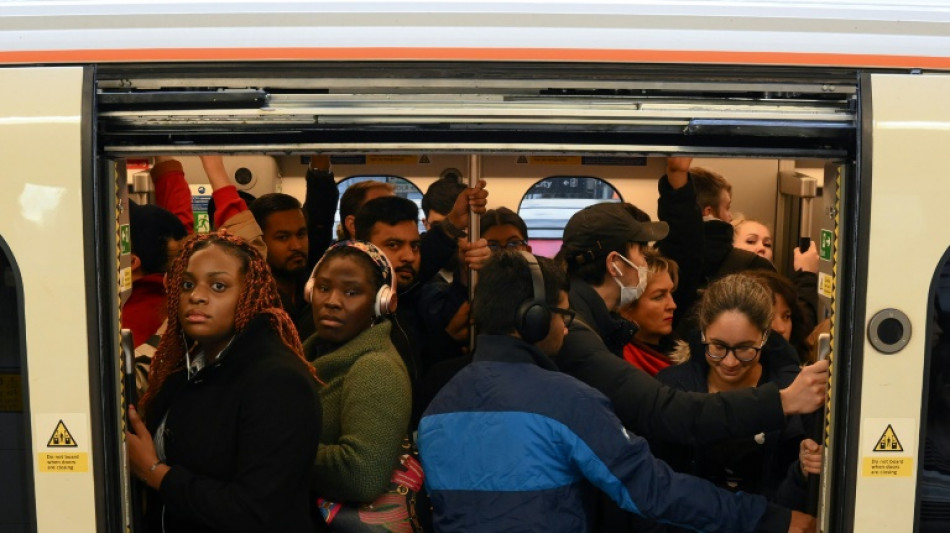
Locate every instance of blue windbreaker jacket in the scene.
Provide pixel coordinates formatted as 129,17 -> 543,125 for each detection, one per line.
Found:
418,334 -> 788,533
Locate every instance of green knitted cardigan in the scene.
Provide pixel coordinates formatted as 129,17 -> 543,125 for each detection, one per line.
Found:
304,320 -> 412,503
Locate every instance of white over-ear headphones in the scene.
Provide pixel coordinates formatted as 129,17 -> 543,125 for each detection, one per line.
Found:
304,240 -> 397,317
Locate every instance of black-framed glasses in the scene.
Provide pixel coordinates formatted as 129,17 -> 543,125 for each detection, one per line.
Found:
549,307 -> 575,327
487,240 -> 529,252
702,337 -> 766,363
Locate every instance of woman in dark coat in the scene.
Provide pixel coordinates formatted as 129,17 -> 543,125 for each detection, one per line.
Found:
654,273 -> 808,503
126,231 -> 323,533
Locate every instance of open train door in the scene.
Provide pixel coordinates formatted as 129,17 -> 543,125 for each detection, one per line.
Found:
846,73 -> 950,532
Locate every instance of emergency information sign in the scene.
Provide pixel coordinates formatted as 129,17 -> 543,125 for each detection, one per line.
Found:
819,229 -> 834,261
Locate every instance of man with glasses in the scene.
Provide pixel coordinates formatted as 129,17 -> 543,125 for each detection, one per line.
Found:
419,251 -> 815,532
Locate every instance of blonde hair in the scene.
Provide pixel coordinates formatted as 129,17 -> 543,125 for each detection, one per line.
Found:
621,248 -> 679,313
731,216 -> 772,236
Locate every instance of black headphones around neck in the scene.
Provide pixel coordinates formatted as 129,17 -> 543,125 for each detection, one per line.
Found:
515,251 -> 551,344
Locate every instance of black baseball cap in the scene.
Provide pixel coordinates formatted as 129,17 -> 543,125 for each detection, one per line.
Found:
561,202 -> 669,265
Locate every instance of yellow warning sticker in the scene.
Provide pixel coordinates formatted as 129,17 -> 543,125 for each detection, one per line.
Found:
36,414 -> 89,473
366,155 -> 417,165
119,266 -> 133,293
862,456 -> 914,477
38,453 -> 89,473
873,424 -> 903,452
47,420 -> 78,447
861,418 -> 916,478
817,272 -> 834,299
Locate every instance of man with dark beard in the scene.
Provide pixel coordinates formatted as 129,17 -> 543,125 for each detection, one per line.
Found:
355,189 -> 488,427
249,193 -> 315,338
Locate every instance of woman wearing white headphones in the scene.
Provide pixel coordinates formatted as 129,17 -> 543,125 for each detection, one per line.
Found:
303,240 -> 421,530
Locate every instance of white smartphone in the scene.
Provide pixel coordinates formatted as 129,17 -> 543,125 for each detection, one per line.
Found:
817,332 -> 831,362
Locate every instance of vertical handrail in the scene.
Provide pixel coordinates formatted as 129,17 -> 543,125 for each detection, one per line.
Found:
467,155 -> 481,353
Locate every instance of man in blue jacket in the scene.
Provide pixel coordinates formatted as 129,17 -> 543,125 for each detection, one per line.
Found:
419,251 -> 815,532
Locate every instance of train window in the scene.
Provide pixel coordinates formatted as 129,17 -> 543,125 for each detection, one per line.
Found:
333,176 -> 425,238
0,242 -> 32,531
919,253 -> 950,532
518,176 -> 622,258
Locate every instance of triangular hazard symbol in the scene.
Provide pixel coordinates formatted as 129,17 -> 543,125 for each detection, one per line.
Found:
873,424 -> 903,452
47,420 -> 78,448
418,155 -> 430,164
516,156 -> 528,164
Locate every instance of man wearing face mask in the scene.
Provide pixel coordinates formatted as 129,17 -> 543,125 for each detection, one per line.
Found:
559,202 -> 660,355
554,201 -> 831,531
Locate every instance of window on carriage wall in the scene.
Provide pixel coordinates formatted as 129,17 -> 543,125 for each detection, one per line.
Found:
517,176 -> 623,258
919,250 -> 950,533
0,242 -> 32,531
333,176 -> 425,240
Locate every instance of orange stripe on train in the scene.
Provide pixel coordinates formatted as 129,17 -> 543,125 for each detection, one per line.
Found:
1,47 -> 950,69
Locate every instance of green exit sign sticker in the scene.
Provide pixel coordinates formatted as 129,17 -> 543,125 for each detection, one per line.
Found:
819,229 -> 833,262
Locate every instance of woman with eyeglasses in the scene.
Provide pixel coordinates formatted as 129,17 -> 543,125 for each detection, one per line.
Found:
651,273 -> 808,509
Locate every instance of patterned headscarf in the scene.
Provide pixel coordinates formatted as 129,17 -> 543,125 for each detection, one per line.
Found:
314,240 -> 395,290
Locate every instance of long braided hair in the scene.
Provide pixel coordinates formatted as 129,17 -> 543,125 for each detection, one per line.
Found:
139,230 -> 318,415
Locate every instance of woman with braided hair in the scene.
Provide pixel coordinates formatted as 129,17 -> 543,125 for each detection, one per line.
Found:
126,231 -> 323,533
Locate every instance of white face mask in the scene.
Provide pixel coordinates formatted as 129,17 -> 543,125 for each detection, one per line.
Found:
612,254 -> 649,307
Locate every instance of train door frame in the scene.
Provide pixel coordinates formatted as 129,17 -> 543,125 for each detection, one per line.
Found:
0,234 -> 35,531
0,65 -> 120,533
843,72 -> 950,532
93,62 -> 861,531
40,61 -> 950,531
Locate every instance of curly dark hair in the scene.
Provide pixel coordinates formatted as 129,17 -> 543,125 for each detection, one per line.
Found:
139,230 -> 317,414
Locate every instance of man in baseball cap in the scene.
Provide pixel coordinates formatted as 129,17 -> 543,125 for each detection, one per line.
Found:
561,202 -> 669,269
559,202 -> 669,346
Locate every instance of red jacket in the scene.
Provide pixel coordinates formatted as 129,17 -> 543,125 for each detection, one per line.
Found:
124,273 -> 167,348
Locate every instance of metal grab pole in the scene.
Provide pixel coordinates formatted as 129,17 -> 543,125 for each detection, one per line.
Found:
799,195 -> 814,252
468,154 -> 481,353
778,170 -> 818,258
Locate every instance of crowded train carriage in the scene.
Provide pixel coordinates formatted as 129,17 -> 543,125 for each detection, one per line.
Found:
2,1 -> 950,531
